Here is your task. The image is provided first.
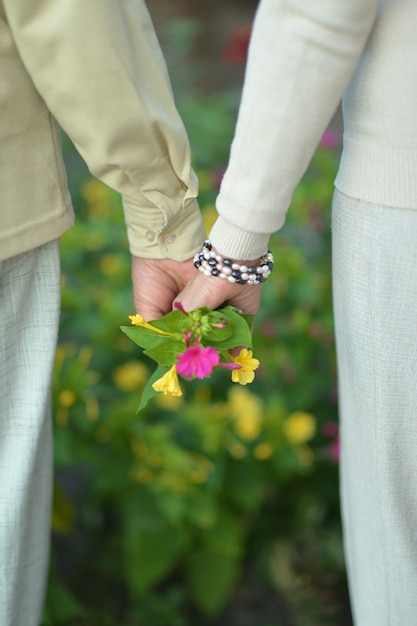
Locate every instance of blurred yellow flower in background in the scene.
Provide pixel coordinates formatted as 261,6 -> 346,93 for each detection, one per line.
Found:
283,411 -> 316,445
295,444 -> 315,466
254,442 -> 274,460
228,386 -> 263,441
113,360 -> 149,391
227,437 -> 248,459
154,392 -> 184,410
81,178 -> 110,217
201,204 -> 218,234
100,254 -> 124,277
58,389 -> 76,408
85,394 -> 100,421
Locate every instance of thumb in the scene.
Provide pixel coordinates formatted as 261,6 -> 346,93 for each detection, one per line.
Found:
175,273 -> 231,312
176,272 -> 262,315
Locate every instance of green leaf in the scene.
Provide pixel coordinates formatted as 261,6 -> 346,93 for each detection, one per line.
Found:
51,482 -> 75,535
242,313 -> 256,329
185,549 -> 241,616
150,309 -> 193,334
123,488 -> 169,532
202,509 -> 246,558
186,492 -> 218,529
144,339 -> 186,366
124,525 -> 190,597
224,459 -> 265,512
137,365 -> 168,413
205,308 -> 252,349
157,491 -> 188,525
121,325 -> 171,350
202,322 -> 233,343
42,581 -> 84,624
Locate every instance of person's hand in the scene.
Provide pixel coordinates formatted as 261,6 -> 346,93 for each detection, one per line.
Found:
175,270 -> 263,316
131,256 -> 196,320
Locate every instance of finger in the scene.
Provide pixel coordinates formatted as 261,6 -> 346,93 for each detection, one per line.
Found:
176,273 -> 262,315
175,274 -> 232,311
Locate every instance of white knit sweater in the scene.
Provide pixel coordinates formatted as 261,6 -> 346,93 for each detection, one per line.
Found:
210,0 -> 417,260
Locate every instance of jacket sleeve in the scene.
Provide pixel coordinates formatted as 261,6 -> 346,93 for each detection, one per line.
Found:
209,0 -> 379,260
4,0 -> 205,260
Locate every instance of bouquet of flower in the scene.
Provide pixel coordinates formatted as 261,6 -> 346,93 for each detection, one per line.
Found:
121,304 -> 260,412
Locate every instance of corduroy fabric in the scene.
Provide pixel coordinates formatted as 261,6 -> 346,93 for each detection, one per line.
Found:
0,240 -> 60,626
332,190 -> 417,625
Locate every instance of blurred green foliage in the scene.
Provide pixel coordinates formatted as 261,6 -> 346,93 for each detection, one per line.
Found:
43,16 -> 348,626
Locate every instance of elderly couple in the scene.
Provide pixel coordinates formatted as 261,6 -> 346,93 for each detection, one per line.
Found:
1,0 -> 416,624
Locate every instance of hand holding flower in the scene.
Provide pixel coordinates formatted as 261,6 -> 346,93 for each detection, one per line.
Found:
121,304 -> 260,412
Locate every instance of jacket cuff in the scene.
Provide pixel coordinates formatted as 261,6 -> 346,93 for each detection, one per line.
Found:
209,215 -> 271,261
123,197 -> 206,261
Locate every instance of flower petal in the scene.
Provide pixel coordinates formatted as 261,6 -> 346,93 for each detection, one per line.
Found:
229,348 -> 259,385
129,314 -> 173,336
177,345 -> 220,379
152,365 -> 183,396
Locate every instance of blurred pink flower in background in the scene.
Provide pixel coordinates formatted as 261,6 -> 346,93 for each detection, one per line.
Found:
322,420 -> 340,463
330,439 -> 340,463
320,128 -> 341,149
211,167 -> 226,191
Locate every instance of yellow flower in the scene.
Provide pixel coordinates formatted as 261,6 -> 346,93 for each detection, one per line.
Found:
100,254 -> 123,277
201,204 -> 218,234
129,314 -> 174,336
81,178 -> 108,205
152,365 -> 183,397
58,389 -> 76,408
254,442 -> 274,460
228,387 -> 263,441
230,348 -> 260,385
81,178 -> 110,217
155,393 -> 184,410
85,394 -> 99,422
131,467 -> 154,484
283,411 -> 316,445
113,360 -> 149,391
228,439 -> 248,459
296,444 -> 315,466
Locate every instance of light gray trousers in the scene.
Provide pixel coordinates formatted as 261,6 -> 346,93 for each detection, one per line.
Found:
333,190 -> 417,626
0,241 -> 60,626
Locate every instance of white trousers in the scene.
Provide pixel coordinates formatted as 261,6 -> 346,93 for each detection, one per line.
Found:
0,241 -> 60,626
333,191 -> 417,625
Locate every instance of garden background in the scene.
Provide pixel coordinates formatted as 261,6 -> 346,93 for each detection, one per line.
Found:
43,1 -> 353,624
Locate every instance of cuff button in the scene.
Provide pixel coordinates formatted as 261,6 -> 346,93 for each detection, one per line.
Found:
164,233 -> 176,245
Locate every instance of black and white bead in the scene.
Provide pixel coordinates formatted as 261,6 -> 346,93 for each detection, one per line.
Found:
193,240 -> 274,285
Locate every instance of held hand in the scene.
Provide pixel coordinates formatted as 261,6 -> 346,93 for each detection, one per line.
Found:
175,270 -> 263,316
131,256 -> 196,321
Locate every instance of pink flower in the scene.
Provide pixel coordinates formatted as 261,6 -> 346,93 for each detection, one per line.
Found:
176,345 -> 220,379
322,421 -> 338,438
322,421 -> 340,463
330,439 -> 340,463
320,128 -> 340,149
212,168 -> 226,190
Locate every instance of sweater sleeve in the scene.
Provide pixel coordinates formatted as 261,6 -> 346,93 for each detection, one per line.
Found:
210,0 -> 379,260
3,0 -> 206,260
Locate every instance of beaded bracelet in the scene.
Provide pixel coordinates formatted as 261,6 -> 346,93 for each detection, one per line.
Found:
193,240 -> 274,285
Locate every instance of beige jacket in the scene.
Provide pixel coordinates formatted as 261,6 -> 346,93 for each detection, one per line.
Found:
0,0 -> 205,262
